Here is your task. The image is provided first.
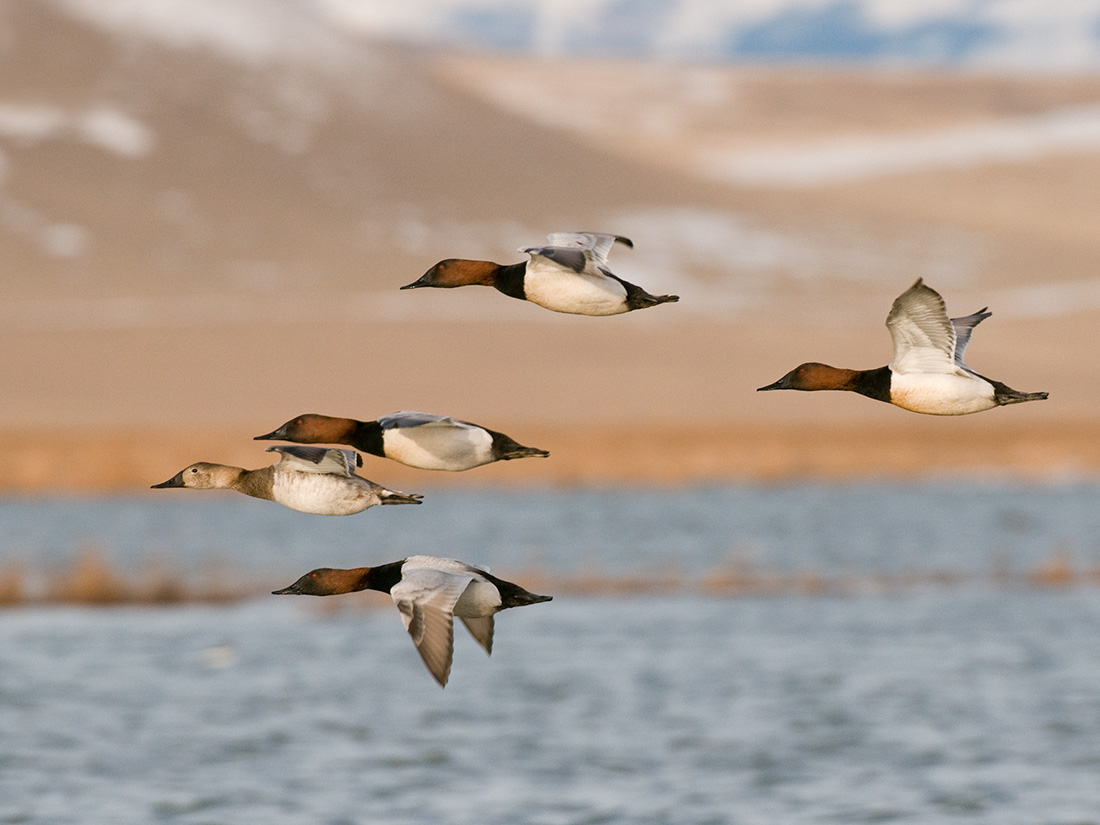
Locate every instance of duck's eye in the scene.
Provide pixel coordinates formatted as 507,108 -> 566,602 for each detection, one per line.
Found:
310,572 -> 318,579
190,467 -> 199,474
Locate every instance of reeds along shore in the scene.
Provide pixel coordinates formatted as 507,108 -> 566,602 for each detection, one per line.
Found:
3,419 -> 1100,492
0,546 -> 1094,608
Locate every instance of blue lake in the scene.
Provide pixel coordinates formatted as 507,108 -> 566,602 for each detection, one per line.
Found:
4,481 -> 1100,580
2,482 -> 1100,824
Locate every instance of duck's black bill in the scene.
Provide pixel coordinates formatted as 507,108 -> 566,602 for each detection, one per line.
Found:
253,427 -> 285,441
756,379 -> 787,392
271,583 -> 301,595
399,277 -> 429,290
150,473 -> 184,489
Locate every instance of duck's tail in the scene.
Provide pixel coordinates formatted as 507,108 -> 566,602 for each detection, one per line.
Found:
993,383 -> 1049,406
492,578 -> 554,609
503,446 -> 550,460
489,431 -> 550,462
509,591 -> 553,607
616,276 -> 680,312
379,489 -> 424,505
633,291 -> 680,310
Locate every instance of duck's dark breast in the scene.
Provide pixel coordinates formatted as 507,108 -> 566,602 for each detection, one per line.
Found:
855,366 -> 892,404
493,263 -> 527,301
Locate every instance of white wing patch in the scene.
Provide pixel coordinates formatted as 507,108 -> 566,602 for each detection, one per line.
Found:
886,279 -> 959,375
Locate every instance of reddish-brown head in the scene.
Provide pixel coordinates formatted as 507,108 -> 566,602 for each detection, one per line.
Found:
254,414 -> 357,445
271,567 -> 370,596
400,259 -> 500,290
757,363 -> 859,392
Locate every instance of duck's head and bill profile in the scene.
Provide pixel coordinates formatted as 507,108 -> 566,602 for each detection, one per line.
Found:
401,259 -> 504,291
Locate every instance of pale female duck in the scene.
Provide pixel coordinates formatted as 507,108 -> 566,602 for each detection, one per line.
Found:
758,278 -> 1048,415
254,411 -> 549,472
151,446 -> 423,515
273,555 -> 552,687
401,232 -> 679,316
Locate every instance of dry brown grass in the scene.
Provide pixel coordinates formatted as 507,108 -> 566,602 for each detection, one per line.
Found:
0,563 -> 24,606
0,546 -> 1096,609
0,548 -> 259,608
3,418 -> 1100,493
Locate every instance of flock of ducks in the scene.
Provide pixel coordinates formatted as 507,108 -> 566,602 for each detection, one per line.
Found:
151,231 -> 1048,687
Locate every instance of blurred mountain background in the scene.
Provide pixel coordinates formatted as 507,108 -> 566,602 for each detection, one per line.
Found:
3,0 -> 1099,488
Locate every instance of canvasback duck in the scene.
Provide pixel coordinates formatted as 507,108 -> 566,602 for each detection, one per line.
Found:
255,411 -> 549,472
401,232 -> 679,316
273,555 -> 552,687
758,278 -> 1048,415
151,445 -> 423,515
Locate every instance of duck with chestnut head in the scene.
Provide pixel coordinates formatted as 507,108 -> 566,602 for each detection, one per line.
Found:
758,279 -> 1048,415
273,555 -> 552,687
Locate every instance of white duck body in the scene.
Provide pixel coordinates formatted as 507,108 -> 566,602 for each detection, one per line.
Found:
519,232 -> 633,316
379,413 -> 496,471
521,256 -> 630,316
269,465 -> 377,515
888,372 -> 998,415
265,446 -> 422,515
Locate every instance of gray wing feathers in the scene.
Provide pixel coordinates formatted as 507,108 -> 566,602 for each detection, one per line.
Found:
885,278 -> 957,374
520,232 -> 632,270
544,232 -> 632,262
398,600 -> 456,686
391,570 -> 474,687
266,445 -> 361,474
519,245 -> 587,273
460,616 -> 495,655
950,308 -> 991,365
379,411 -> 456,430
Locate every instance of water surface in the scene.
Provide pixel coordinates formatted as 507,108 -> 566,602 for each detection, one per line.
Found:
3,482 -> 1100,824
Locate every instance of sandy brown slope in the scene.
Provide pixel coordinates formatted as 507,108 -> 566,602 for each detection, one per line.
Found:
1,5 -> 1097,489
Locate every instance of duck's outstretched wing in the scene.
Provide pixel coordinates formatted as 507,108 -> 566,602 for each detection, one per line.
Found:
459,616 -> 495,656
545,232 -> 632,265
379,411 -> 473,432
391,565 -> 475,687
265,445 -> 361,476
886,278 -> 958,375
520,232 -> 632,273
950,308 -> 991,366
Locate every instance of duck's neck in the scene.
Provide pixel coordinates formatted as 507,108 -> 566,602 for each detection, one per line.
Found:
808,364 -> 892,404
853,365 -> 892,403
345,560 -> 404,594
493,262 -> 527,301
235,466 -> 275,501
315,416 -> 359,446
353,420 -> 385,457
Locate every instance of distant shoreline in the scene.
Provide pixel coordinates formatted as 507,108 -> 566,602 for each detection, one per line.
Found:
0,541 -> 1092,609
3,418 -> 1097,492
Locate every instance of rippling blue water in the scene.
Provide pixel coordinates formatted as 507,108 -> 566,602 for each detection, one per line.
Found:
3,483 -> 1100,824
3,481 -> 1100,579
